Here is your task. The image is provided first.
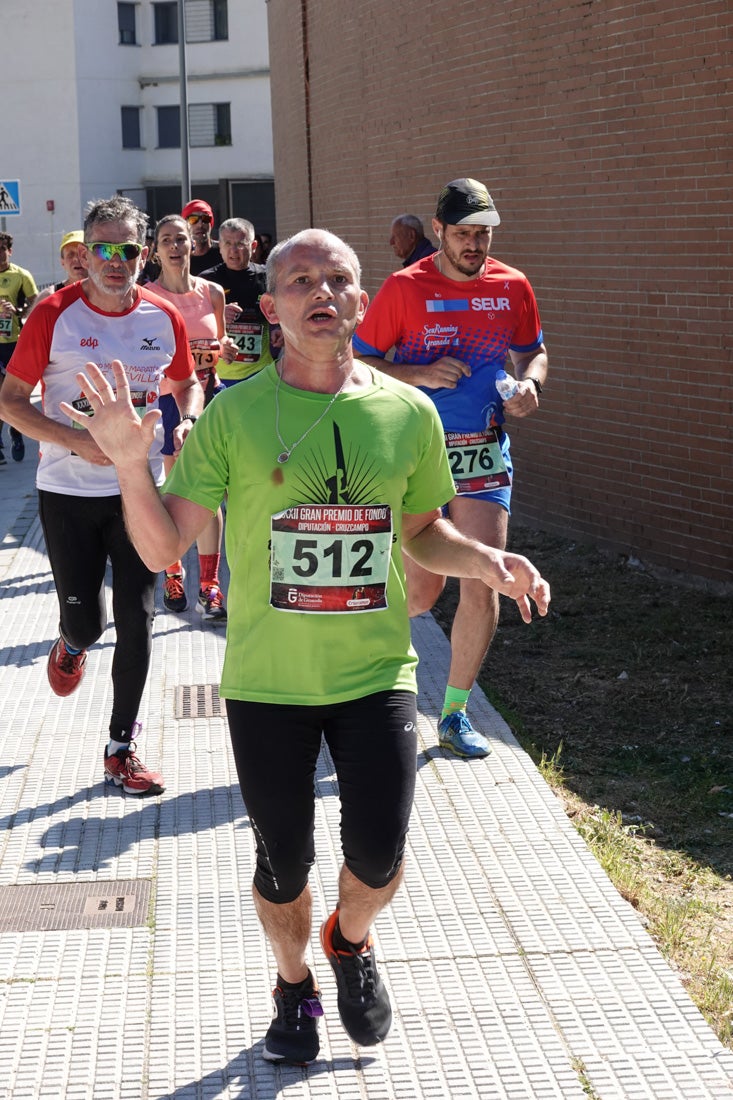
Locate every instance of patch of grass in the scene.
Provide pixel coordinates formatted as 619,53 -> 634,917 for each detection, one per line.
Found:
574,805 -> 647,903
571,1056 -> 601,1098
549,789 -> 731,1046
538,741 -> 565,786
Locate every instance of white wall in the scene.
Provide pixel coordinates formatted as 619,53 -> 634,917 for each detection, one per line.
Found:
4,0 -> 82,286
4,0 -> 273,287
73,0 -> 146,206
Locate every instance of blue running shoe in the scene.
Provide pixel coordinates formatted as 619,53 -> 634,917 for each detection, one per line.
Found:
438,711 -> 491,759
10,428 -> 24,462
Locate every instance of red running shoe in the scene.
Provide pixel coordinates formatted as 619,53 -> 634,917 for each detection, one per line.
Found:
47,637 -> 88,697
104,730 -> 165,795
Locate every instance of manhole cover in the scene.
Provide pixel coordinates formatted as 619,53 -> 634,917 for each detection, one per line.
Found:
0,879 -> 152,932
175,683 -> 223,719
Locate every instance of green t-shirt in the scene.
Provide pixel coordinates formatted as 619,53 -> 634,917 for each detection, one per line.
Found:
164,362 -> 455,705
0,263 -> 38,343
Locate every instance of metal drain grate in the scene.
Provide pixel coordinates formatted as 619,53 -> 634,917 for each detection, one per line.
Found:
174,683 -> 224,719
0,879 -> 152,932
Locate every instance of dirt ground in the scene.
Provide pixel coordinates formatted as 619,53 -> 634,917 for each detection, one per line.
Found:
432,525 -> 733,1002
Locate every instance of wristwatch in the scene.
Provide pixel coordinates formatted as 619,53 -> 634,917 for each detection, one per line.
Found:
526,377 -> 543,396
179,415 -> 198,425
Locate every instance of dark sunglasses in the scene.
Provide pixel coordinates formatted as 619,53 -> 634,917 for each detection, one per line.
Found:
186,214 -> 212,225
85,241 -> 143,261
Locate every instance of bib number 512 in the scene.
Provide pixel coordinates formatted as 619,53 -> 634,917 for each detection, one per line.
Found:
291,537 -> 373,579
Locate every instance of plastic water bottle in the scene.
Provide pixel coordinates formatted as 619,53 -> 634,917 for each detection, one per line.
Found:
495,369 -> 518,400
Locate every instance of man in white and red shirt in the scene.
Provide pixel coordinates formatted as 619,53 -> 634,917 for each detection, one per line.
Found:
0,195 -> 202,794
354,178 -> 549,760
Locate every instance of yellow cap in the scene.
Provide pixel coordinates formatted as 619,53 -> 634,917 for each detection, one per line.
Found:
60,230 -> 84,255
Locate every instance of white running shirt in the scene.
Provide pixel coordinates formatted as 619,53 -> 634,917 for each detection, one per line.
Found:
8,282 -> 194,496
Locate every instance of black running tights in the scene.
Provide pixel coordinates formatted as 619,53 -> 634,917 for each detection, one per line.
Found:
226,691 -> 418,904
38,490 -> 156,738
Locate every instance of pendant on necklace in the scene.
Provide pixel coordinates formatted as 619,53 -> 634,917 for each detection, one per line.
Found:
277,451 -> 290,464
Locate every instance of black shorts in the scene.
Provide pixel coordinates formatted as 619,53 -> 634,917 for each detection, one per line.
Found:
226,690 -> 418,903
0,342 -> 17,371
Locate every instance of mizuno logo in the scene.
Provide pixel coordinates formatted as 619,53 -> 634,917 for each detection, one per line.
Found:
140,337 -> 161,351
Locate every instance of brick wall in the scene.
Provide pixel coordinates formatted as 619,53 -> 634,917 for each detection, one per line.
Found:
267,0 -> 733,582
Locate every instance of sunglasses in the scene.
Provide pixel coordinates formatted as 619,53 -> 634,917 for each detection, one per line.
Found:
85,241 -> 143,261
186,214 -> 212,225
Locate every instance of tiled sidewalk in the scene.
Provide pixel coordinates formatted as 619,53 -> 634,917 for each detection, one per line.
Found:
0,445 -> 731,1099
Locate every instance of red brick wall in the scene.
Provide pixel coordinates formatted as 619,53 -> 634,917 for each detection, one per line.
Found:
267,0 -> 733,582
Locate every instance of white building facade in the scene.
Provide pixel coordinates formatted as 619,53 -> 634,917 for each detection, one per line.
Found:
4,0 -> 274,287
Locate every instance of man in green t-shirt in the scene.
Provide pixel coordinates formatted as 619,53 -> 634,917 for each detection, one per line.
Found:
0,232 -> 38,462
62,228 -> 550,1066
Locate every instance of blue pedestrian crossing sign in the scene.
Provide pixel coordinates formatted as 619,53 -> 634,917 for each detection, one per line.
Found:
0,180 -> 21,216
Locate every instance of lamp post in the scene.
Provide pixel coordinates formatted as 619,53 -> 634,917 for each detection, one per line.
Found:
178,0 -> 191,207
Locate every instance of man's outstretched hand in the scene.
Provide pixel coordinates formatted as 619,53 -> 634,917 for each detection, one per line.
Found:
59,359 -> 161,468
482,549 -> 551,623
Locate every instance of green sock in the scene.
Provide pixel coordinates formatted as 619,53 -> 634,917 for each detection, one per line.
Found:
441,686 -> 471,723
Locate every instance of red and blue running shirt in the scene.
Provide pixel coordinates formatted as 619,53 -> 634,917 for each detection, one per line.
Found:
353,254 -> 543,433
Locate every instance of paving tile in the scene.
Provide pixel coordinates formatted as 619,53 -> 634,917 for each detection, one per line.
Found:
0,449 -> 731,1098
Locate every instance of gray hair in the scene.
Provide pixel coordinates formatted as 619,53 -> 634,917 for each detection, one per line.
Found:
266,229 -> 362,294
84,195 -> 148,244
219,217 -> 255,241
391,213 -> 425,237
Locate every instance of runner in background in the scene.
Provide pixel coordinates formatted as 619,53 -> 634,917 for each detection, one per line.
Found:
354,178 -> 548,759
0,232 -> 38,463
32,231 -> 88,309
182,199 -> 221,276
200,217 -> 280,387
0,195 -> 202,794
149,214 -> 236,622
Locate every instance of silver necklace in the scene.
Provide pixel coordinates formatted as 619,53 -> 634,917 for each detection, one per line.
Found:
274,362 -> 350,464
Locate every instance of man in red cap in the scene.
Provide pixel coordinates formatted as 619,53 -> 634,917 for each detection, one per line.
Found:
181,199 -> 221,275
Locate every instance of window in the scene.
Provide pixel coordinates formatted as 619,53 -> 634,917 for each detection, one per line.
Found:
121,107 -> 142,149
118,2 -> 137,45
153,2 -> 178,44
186,0 -> 228,42
212,0 -> 228,40
156,103 -> 231,149
154,1 -> 228,45
157,106 -> 180,148
189,103 -> 231,147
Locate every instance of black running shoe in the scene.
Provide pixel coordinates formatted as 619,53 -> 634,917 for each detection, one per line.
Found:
262,972 -> 323,1064
320,910 -> 392,1046
163,572 -> 187,613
